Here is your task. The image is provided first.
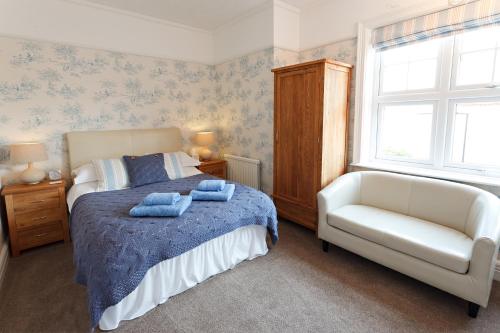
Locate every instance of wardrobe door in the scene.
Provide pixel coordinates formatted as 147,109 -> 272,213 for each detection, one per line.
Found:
273,59 -> 352,231
297,66 -> 321,210
320,63 -> 350,188
274,69 -> 304,203
274,66 -> 320,210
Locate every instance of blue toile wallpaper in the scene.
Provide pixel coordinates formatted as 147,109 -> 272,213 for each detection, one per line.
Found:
215,48 -> 276,193
0,35 -> 358,194
0,36 -> 217,182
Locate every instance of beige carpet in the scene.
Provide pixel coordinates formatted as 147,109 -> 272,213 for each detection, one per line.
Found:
0,220 -> 499,333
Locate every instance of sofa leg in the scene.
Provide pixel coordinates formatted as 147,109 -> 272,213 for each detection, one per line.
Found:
322,240 -> 329,253
468,302 -> 480,318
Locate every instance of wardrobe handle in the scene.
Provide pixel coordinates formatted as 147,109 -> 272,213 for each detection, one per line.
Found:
32,216 -> 48,221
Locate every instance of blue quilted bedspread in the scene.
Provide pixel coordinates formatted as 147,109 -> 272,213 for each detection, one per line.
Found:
70,174 -> 278,328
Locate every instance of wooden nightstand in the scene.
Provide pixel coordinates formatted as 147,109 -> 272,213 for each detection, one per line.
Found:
1,180 -> 70,256
197,160 -> 227,179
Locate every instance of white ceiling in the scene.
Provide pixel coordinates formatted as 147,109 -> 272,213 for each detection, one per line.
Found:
83,0 -> 317,30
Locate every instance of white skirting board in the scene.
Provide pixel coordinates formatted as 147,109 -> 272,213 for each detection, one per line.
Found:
0,239 -> 8,289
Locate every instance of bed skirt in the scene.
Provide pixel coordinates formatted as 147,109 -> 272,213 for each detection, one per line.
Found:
99,224 -> 269,330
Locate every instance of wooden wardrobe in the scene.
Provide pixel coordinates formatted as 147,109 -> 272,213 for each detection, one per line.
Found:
272,59 -> 352,230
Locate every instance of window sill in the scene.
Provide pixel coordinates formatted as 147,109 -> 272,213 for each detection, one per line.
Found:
351,162 -> 500,187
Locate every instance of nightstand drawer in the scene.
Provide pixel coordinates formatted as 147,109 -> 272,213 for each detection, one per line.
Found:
204,168 -> 225,178
15,208 -> 62,230
198,160 -> 227,179
2,180 -> 70,256
13,189 -> 60,212
18,222 -> 64,250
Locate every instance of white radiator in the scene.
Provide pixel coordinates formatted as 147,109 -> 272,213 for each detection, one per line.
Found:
224,154 -> 261,190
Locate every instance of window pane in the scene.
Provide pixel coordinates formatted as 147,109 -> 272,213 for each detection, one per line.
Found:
382,64 -> 408,92
450,101 -> 500,168
382,47 -> 410,66
459,26 -> 500,53
380,39 -> 439,93
378,104 -> 434,161
408,59 -> 437,90
456,50 -> 495,86
407,39 -> 440,61
454,26 -> 500,87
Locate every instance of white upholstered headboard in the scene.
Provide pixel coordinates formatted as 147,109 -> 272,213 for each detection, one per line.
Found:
66,127 -> 182,170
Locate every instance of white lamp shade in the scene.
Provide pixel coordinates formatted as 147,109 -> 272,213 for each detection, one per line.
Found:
194,131 -> 215,146
10,143 -> 48,164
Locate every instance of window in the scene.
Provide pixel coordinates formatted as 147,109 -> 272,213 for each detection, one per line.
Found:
377,103 -> 435,162
380,40 -> 441,93
371,25 -> 500,177
447,99 -> 500,169
454,28 -> 500,88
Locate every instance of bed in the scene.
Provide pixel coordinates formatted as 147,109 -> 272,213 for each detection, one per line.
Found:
66,128 -> 278,330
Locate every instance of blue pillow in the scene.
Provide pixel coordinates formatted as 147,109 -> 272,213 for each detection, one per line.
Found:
123,153 -> 169,188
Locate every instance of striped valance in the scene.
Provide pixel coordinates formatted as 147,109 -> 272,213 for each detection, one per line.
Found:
372,0 -> 500,50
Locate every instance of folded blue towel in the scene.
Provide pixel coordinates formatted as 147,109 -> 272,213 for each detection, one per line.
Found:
142,192 -> 181,206
190,184 -> 235,201
197,179 -> 226,192
130,196 -> 192,217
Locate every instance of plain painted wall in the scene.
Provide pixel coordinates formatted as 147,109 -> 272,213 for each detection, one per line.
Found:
0,0 -> 215,64
299,0 -> 449,50
273,2 -> 300,51
213,3 -> 274,64
0,0 -> 455,65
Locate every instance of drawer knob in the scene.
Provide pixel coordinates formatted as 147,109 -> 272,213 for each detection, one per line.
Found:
34,232 -> 49,238
32,216 -> 48,221
30,200 -> 45,204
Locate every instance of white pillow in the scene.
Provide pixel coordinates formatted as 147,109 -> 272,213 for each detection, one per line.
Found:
163,152 -> 202,179
181,166 -> 202,178
178,151 -> 201,166
92,158 -> 130,191
71,163 -> 98,185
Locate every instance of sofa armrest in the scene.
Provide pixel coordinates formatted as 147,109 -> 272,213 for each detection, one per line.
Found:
469,234 -> 500,308
469,194 -> 500,284
317,172 -> 361,234
470,236 -> 498,275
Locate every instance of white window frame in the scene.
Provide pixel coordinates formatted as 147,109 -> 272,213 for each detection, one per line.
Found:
353,13 -> 500,187
451,31 -> 500,91
376,39 -> 444,97
444,96 -> 500,176
373,100 -> 438,165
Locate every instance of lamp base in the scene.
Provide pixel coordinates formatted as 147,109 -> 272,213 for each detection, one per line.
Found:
199,147 -> 213,161
20,163 -> 46,184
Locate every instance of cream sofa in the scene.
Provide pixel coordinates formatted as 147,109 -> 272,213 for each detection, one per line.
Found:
318,171 -> 500,317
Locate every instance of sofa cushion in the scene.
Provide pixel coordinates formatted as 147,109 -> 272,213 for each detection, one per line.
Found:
327,205 -> 473,274
408,177 -> 482,235
360,172 -> 412,215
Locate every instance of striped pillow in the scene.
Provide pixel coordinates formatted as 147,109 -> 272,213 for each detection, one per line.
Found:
163,152 -> 201,179
92,158 -> 130,191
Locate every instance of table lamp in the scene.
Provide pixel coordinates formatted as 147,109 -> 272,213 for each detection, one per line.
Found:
10,142 -> 48,184
194,131 -> 215,160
